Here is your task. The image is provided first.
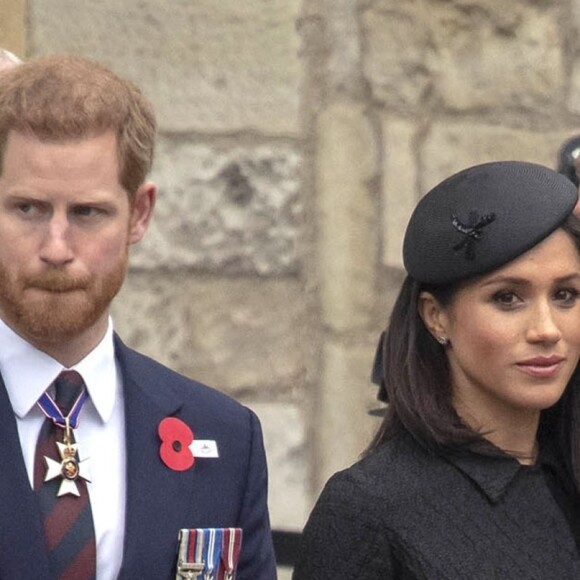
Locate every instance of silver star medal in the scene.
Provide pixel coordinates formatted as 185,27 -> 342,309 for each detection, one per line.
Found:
44,432 -> 91,497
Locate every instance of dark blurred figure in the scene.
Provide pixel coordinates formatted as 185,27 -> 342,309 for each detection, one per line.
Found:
558,135 -> 580,188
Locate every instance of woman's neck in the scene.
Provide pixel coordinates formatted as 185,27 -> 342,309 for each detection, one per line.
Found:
486,428 -> 539,465
454,399 -> 540,465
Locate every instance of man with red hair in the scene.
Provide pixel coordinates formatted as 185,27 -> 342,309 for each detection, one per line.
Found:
0,55 -> 275,580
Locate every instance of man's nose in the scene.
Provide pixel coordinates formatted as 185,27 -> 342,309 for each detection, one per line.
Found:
39,215 -> 74,266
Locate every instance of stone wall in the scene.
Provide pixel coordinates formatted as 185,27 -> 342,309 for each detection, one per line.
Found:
0,0 -> 25,56
4,0 -> 580,575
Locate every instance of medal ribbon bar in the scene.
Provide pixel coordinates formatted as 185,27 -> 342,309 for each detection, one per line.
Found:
176,528 -> 243,580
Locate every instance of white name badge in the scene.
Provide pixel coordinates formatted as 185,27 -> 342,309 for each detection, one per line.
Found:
189,440 -> 219,458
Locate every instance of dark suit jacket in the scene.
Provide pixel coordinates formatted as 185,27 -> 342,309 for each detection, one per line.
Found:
0,334 -> 277,579
293,432 -> 580,579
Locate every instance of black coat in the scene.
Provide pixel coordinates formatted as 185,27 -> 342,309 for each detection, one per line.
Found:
293,432 -> 580,579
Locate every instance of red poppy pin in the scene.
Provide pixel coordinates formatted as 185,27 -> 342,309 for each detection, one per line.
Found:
158,417 -> 195,471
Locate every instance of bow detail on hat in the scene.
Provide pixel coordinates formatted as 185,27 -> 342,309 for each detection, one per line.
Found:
452,211 -> 496,261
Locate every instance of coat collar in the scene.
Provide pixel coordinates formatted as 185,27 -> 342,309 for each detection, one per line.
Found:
442,448 -> 521,503
440,441 -> 565,504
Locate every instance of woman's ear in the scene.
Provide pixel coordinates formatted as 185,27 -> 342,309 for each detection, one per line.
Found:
418,291 -> 450,345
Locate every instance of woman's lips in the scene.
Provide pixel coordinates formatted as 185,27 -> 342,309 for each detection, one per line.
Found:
516,356 -> 565,378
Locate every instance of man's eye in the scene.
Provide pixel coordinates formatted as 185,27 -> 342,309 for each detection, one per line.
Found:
17,203 -> 33,213
15,202 -> 46,217
73,206 -> 98,217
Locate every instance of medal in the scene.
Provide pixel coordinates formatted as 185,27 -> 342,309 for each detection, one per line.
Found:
37,385 -> 91,497
176,528 -> 242,580
203,528 -> 221,580
221,528 -> 242,580
176,562 -> 205,580
44,417 -> 91,497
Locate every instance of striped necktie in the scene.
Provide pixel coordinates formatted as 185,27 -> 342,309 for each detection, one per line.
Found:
34,370 -> 97,580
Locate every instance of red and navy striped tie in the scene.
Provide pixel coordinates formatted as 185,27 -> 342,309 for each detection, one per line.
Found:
34,371 -> 96,580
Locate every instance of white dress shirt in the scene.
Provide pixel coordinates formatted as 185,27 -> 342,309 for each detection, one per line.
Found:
0,318 -> 126,580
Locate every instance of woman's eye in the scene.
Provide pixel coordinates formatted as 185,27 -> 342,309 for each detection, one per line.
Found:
493,291 -> 519,306
554,288 -> 579,306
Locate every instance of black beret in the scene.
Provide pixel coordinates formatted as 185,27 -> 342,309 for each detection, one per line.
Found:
403,161 -> 578,285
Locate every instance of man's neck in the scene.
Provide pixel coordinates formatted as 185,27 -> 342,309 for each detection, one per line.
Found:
0,316 -> 110,368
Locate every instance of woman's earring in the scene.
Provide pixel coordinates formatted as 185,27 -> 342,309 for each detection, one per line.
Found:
436,336 -> 448,345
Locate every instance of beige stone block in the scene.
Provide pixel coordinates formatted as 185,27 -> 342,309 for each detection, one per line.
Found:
0,0 -> 26,57
422,122 -> 573,193
571,0 -> 580,36
432,4 -> 563,111
362,2 -> 431,108
28,0 -> 301,135
315,337 -> 384,491
316,102 -> 378,333
567,59 -> 580,116
112,274 -> 307,399
363,0 -> 564,111
324,0 -> 366,97
381,118 -> 419,270
134,140 -> 302,275
248,402 -> 309,530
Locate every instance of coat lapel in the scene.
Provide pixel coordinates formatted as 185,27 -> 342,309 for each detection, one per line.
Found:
115,337 -> 198,580
0,375 -> 53,578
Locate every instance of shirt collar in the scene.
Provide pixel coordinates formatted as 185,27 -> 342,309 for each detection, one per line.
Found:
0,318 -> 118,423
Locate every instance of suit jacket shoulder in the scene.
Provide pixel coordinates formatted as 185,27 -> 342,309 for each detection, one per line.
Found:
115,334 -> 250,416
114,335 -> 277,580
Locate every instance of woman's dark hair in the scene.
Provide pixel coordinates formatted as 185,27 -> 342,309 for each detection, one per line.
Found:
366,275 -> 476,454
367,215 -> 580,489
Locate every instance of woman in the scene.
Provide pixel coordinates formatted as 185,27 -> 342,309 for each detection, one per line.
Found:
294,161 -> 580,579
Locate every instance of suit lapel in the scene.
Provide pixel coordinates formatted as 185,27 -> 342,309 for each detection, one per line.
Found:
0,374 -> 53,578
115,337 -> 196,579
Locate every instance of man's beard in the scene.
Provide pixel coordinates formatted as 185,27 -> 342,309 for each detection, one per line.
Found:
0,253 -> 128,345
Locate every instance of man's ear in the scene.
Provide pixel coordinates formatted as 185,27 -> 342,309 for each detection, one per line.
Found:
129,181 -> 156,244
417,291 -> 450,342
